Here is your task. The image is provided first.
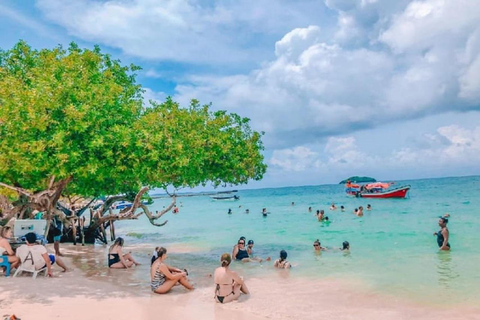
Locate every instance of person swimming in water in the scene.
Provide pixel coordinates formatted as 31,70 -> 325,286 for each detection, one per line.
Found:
341,241 -> 350,251
262,208 -> 269,217
366,204 -> 371,211
329,203 -> 337,210
274,250 -> 291,269
434,217 -> 450,251
232,237 -> 252,262
313,239 -> 326,252
246,240 -> 271,262
317,210 -> 325,221
228,208 -> 232,214
340,205 -> 345,212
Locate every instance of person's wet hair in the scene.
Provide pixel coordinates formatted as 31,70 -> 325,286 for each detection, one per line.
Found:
280,250 -> 287,261
342,241 -> 350,250
221,253 -> 231,267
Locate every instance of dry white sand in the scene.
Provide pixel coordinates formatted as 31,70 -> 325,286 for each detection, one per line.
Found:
1,244 -> 479,320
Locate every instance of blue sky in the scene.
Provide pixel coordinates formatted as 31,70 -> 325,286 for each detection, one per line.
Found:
1,0 -> 480,189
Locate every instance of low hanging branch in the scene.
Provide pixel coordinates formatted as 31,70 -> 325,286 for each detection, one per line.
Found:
0,176 -> 72,224
88,187 -> 177,232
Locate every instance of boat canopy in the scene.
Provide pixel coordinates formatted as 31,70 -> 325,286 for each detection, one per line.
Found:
365,182 -> 392,190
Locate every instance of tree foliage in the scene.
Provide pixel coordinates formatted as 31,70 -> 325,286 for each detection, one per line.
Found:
0,40 -> 267,203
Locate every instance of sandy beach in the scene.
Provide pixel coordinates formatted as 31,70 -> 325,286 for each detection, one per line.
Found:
1,243 -> 479,320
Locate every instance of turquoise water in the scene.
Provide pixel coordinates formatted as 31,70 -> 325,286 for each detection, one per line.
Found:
115,175 -> 480,305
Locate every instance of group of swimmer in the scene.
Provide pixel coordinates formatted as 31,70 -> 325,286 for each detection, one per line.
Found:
310,202 -> 372,221
105,204 -> 451,304
227,207 -> 269,217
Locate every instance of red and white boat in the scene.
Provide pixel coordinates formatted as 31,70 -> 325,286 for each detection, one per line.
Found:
345,184 -> 410,199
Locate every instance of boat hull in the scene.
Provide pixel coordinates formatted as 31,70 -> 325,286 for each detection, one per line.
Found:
346,185 -> 410,199
210,195 -> 239,201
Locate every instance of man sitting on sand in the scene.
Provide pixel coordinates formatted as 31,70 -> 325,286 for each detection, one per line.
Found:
16,232 -> 67,276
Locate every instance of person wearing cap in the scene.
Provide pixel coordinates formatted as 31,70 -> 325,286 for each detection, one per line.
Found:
434,217 -> 450,250
246,240 -> 271,263
274,250 -> 291,269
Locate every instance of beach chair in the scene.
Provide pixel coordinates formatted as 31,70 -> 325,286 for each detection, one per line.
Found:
0,255 -> 11,277
13,263 -> 47,279
13,246 -> 48,279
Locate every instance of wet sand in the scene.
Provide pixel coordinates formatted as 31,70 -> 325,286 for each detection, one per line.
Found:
1,244 -> 479,320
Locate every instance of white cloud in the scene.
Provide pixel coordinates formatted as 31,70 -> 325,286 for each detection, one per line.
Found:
35,0 -> 325,65
270,146 -> 321,172
143,87 -> 167,106
172,1 -> 480,150
145,69 -> 163,79
269,125 -> 480,181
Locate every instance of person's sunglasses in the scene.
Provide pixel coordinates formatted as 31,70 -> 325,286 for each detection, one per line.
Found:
238,242 -> 245,245
313,244 -> 320,247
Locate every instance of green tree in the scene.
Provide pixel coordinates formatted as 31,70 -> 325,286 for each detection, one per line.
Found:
0,41 -> 267,236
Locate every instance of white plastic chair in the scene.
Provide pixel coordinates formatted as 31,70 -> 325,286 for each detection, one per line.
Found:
13,264 -> 47,278
13,247 -> 48,279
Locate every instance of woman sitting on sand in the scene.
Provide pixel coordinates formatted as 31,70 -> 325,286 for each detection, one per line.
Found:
214,253 -> 249,303
150,247 -> 194,294
108,237 -> 140,269
274,250 -> 291,269
0,226 -> 20,269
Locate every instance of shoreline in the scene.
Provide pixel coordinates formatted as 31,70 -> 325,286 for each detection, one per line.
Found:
1,244 -> 479,320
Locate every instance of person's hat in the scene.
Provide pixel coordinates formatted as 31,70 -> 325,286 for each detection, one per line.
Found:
248,240 -> 254,245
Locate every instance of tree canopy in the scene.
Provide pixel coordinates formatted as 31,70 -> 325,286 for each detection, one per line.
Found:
339,176 -> 376,184
0,40 -> 267,201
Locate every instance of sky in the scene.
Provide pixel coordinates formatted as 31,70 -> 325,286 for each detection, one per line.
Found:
1,0 -> 480,189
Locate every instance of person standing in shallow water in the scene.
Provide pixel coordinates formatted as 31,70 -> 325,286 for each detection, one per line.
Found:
434,217 -> 450,251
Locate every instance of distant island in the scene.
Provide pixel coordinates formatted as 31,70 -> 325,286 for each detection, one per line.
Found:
339,176 -> 376,184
